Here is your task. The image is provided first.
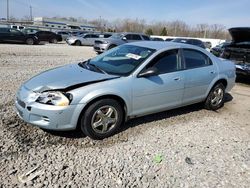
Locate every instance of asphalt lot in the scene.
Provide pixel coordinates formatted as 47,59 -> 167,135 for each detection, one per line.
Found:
0,43 -> 250,187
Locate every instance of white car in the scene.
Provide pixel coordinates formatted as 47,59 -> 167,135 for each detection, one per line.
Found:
66,33 -> 112,46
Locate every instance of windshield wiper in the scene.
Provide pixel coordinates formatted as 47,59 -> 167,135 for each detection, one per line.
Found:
79,59 -> 107,74
88,63 -> 107,74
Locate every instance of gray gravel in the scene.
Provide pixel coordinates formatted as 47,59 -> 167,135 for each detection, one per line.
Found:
0,43 -> 250,187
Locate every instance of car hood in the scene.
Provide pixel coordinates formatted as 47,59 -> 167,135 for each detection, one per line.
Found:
229,27 -> 250,43
24,63 -> 118,92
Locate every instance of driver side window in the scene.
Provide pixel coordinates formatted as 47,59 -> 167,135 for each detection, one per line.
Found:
146,49 -> 180,74
10,29 -> 23,35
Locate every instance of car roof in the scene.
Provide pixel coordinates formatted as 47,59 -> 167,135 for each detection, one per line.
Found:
128,41 -> 200,50
119,32 -> 148,35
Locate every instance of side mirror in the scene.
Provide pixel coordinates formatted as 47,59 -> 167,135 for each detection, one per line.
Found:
122,36 -> 127,41
138,67 -> 159,78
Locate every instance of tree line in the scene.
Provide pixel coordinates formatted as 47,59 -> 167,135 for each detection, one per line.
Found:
7,16 -> 231,39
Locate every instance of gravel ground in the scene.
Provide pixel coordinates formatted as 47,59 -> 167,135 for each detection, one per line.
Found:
0,43 -> 250,187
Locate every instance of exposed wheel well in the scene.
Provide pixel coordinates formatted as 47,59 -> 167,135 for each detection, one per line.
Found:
76,95 -> 127,129
214,79 -> 227,88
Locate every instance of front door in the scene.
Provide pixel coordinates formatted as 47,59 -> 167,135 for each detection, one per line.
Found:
132,49 -> 185,116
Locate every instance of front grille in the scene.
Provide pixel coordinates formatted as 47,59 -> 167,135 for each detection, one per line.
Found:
17,98 -> 26,108
94,47 -> 100,50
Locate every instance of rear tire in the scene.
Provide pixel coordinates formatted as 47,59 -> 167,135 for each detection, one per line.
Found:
81,99 -> 124,140
50,38 -> 58,43
204,83 -> 225,110
75,40 -> 81,46
26,38 -> 34,45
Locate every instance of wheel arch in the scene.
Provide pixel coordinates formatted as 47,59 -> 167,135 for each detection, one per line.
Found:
206,78 -> 228,97
76,94 -> 128,129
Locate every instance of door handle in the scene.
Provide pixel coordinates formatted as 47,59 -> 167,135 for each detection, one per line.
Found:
210,71 -> 216,74
174,77 -> 181,81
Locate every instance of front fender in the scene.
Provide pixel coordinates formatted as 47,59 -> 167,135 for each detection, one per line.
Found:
78,88 -> 132,115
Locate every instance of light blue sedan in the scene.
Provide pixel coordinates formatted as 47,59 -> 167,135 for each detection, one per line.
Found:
15,42 -> 236,139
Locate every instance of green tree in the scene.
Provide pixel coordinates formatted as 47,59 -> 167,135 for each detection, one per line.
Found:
160,27 -> 168,36
145,28 -> 154,35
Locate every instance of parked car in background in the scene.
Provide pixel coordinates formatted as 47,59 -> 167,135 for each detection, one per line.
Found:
221,27 -> 250,77
21,28 -> 40,34
70,31 -> 87,36
35,31 -> 62,43
165,38 -> 174,41
172,38 -> 206,49
151,37 -> 164,41
15,41 -> 235,139
210,42 -> 231,57
93,32 -> 150,53
0,27 -> 39,45
56,31 -> 70,40
66,33 -> 112,46
204,41 -> 212,49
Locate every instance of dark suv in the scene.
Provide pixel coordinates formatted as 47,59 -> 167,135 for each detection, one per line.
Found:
0,28 -> 39,45
221,27 -> 250,77
35,31 -> 62,43
172,38 -> 206,49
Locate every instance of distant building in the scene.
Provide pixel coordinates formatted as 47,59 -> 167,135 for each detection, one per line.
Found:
33,17 -> 97,31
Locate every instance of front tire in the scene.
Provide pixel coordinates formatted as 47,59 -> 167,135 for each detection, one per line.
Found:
204,83 -> 225,110
81,99 -> 124,140
26,38 -> 34,45
75,40 -> 81,46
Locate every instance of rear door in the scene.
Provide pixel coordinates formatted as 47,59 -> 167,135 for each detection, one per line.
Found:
81,34 -> 92,45
89,34 -> 99,45
36,31 -> 46,41
181,48 -> 217,104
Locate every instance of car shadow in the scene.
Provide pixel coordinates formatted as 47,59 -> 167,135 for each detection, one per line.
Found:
122,93 -> 233,132
47,93 -> 233,139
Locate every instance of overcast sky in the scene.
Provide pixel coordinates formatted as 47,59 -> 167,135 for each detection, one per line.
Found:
0,0 -> 249,28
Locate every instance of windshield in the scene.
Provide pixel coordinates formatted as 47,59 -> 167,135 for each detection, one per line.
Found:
87,45 -> 155,76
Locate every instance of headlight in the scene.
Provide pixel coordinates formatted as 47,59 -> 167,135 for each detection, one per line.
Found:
36,91 -> 72,106
102,41 -> 109,44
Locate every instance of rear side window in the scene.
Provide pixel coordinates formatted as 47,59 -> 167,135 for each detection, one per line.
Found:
183,49 -> 212,69
147,49 -> 180,74
131,34 -> 142,40
126,34 -> 142,40
91,34 -> 99,38
104,34 -> 112,38
0,28 -> 9,33
142,35 -> 150,40
192,40 -> 201,45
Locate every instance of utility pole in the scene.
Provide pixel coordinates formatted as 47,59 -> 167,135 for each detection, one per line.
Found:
30,6 -> 33,21
7,0 -> 9,22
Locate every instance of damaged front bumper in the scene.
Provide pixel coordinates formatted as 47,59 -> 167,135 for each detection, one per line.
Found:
15,86 -> 85,131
